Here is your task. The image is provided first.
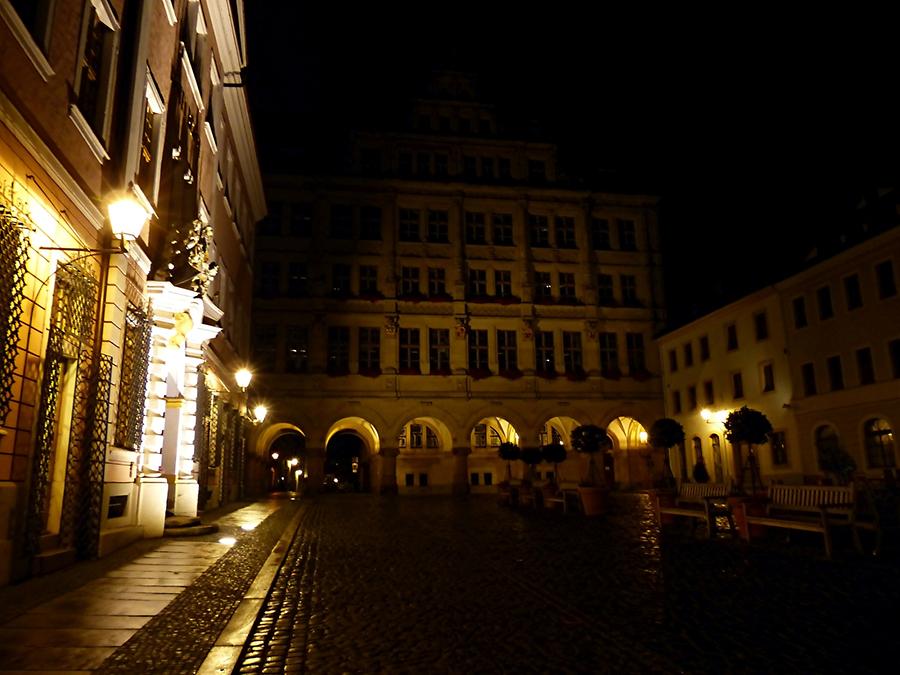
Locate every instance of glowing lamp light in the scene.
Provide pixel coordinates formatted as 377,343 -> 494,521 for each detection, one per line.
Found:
235,368 -> 252,390
218,537 -> 237,546
639,430 -> 648,444
253,404 -> 268,424
240,523 -> 257,531
289,458 -> 299,467
271,452 -> 279,460
700,408 -> 712,422
715,410 -> 729,425
107,196 -> 150,241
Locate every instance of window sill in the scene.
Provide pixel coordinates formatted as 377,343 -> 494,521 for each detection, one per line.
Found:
68,104 -> 110,163
0,1 -> 54,81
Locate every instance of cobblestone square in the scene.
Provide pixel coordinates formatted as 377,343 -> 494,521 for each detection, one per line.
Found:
237,493 -> 899,674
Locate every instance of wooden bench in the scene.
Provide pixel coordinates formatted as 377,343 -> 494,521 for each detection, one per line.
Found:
544,482 -> 581,514
740,483 -> 858,559
656,482 -> 733,537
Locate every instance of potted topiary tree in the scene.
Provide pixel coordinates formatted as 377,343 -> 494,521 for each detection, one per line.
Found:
724,406 -> 772,496
818,443 -> 857,486
571,424 -> 613,516
648,418 -> 684,490
497,441 -> 520,505
541,442 -> 568,505
518,446 -> 543,507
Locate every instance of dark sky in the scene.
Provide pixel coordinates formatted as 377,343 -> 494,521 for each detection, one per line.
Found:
244,6 -> 899,326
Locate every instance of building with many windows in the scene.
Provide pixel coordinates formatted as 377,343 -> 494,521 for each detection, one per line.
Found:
251,72 -> 665,496
658,223 -> 900,487
0,0 -> 263,585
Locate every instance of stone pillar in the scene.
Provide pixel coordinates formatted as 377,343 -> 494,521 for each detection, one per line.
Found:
304,448 -> 326,495
452,447 -> 471,496
379,447 -> 399,494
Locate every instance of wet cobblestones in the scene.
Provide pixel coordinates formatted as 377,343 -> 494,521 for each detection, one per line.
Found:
236,493 -> 899,674
97,500 -> 301,675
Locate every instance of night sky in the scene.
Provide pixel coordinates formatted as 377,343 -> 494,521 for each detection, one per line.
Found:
244,6 -> 899,327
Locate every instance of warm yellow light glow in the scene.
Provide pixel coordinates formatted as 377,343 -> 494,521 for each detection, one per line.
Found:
240,523 -> 256,531
253,404 -> 268,424
271,452 -> 279,460
218,537 -> 237,546
289,458 -> 299,467
107,196 -> 149,240
700,408 -> 711,422
715,410 -> 728,425
235,368 -> 252,390
639,430 -> 648,444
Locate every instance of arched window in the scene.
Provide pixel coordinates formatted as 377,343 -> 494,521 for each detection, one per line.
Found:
710,434 -> 724,482
815,425 -> 841,469
864,418 -> 895,469
691,436 -> 703,465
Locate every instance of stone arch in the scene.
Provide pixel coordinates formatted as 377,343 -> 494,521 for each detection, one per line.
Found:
255,422 -> 306,458
397,415 -> 454,453
394,415 -> 457,495
466,415 -> 522,491
605,415 -> 652,488
325,417 -> 381,458
534,415 -> 585,484
458,406 -> 530,448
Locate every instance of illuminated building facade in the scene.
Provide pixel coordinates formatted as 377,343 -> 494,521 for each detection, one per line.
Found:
0,0 -> 262,585
658,224 -> 900,486
251,72 -> 665,496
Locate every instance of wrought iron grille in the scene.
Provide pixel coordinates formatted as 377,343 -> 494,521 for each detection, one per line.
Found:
0,202 -> 29,424
114,305 -> 153,450
83,353 -> 112,558
195,367 -> 211,509
24,261 -> 99,557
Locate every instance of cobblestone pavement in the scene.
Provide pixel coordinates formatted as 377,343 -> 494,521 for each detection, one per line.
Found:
236,493 -> 899,674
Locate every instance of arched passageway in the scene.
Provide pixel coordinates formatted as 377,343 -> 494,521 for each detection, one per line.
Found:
325,431 -> 368,492
269,432 -> 306,492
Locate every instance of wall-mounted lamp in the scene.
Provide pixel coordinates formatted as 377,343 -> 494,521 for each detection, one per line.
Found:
40,191 -> 149,255
235,368 -> 252,391
252,404 -> 268,424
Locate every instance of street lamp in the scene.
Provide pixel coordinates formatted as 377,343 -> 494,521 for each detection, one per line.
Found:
235,368 -> 252,391
107,194 -> 150,248
252,404 -> 268,424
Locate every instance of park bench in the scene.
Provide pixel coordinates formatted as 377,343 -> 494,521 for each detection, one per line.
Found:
544,482 -> 581,514
740,483 -> 858,559
655,482 -> 733,537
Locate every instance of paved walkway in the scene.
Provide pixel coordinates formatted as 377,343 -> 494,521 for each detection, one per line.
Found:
0,492 -> 898,673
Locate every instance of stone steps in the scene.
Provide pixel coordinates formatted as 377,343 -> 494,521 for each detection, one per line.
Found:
163,515 -> 218,537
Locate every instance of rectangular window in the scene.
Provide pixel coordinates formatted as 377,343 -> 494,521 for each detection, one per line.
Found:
618,219 -> 637,250
399,328 -> 421,373
771,431 -> 788,466
536,331 -> 555,374
332,263 -> 351,295
497,330 -> 518,372
876,260 -> 897,299
627,333 -> 646,374
428,268 -> 446,296
463,155 -> 477,178
699,335 -> 710,361
726,323 -> 738,351
359,206 -> 382,240
856,347 -> 875,385
398,151 -> 413,176
358,328 -> 380,372
827,355 -> 844,391
10,0 -> 55,51
732,371 -> 744,399
327,327 -> 350,373
481,157 -> 494,179
683,343 -> 694,367
529,214 -> 550,247
401,267 -> 420,296
762,362 -> 775,392
405,473 -> 414,487
621,275 -> 639,306
528,159 -> 546,182
468,329 -> 489,371
252,324 -> 277,372
668,349 -> 678,372
492,213 -> 514,245
671,390 -> 682,415
599,332 -> 619,375
890,338 -> 900,379
285,325 -> 309,373
359,265 -> 378,295
398,209 -> 420,241
290,203 -> 313,237
817,286 -> 834,320
555,216 -> 576,248
793,296 -> 808,328
801,362 -> 817,396
483,472 -> 493,486
259,204 -> 282,236
703,380 -> 714,405
416,152 -> 430,176
474,424 -> 487,447
429,328 -> 450,372
465,212 -> 486,244
687,385 -> 698,410
329,205 -> 352,239
843,274 -> 863,310
76,2 -> 118,139
427,209 -> 449,243
470,472 -> 480,486
468,268 -> 487,297
499,158 -> 511,179
754,311 -> 769,341
287,262 -> 308,297
591,218 -> 611,250
558,272 -> 576,301
495,270 -> 512,298
410,424 -> 423,448
259,261 -> 280,297
597,274 -> 615,305
534,271 -> 552,301
434,153 -> 448,177
563,332 -> 583,374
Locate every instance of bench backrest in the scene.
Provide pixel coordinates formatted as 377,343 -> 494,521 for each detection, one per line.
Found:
678,482 -> 729,502
768,483 -> 855,511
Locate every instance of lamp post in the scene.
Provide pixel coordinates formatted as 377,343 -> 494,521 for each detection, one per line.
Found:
235,368 -> 269,496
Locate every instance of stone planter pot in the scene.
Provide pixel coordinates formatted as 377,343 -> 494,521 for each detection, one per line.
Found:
728,495 -> 767,540
578,485 -> 609,516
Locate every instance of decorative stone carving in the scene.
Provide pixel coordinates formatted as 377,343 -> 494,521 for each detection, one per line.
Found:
384,314 -> 399,336
522,318 -> 535,341
454,316 -> 469,338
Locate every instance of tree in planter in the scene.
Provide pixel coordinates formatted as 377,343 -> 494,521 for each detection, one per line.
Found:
693,458 -> 711,484
571,424 -> 613,487
519,446 -> 543,484
818,443 -> 857,486
648,418 -> 684,489
541,443 -> 568,484
498,441 -> 520,483
724,406 -> 773,494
